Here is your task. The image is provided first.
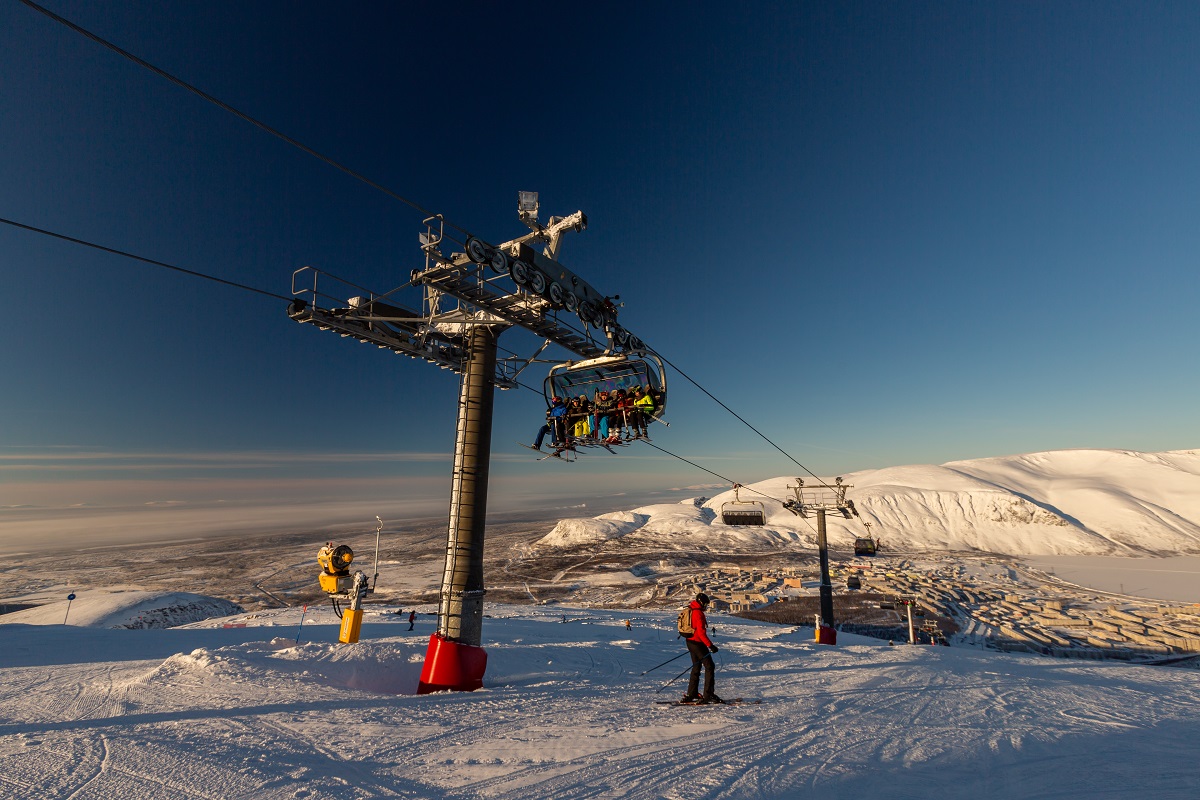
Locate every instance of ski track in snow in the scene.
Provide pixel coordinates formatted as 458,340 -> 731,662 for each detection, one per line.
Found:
3,603 -> 1200,799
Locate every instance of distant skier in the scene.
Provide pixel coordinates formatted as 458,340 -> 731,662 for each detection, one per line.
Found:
680,592 -> 722,704
408,610 -> 416,631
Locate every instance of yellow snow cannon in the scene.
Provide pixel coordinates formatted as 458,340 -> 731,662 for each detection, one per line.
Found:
317,543 -> 355,595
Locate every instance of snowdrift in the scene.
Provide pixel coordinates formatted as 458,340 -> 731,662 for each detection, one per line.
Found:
2,590 -> 244,629
536,448 -> 1200,556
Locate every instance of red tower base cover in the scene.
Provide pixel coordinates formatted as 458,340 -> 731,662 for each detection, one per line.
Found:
418,633 -> 488,693
815,625 -> 837,645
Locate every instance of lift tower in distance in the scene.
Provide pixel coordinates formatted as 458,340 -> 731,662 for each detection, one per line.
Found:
286,192 -> 654,692
784,477 -> 859,645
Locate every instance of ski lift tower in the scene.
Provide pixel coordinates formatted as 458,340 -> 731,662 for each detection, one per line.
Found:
286,192 -> 653,692
783,477 -> 859,645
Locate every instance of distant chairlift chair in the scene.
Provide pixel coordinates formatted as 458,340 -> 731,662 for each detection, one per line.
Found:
853,537 -> 877,556
720,483 -> 766,526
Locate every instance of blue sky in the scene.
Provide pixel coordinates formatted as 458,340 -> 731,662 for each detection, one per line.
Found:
3,1 -> 1198,528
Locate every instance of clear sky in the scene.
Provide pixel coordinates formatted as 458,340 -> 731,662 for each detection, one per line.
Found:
2,1 -> 1198,536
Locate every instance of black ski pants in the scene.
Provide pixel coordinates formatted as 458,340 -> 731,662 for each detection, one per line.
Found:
685,638 -> 715,697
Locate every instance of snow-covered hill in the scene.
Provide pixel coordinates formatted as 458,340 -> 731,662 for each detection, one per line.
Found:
537,448 -> 1200,556
2,593 -> 1198,799
2,590 -> 243,629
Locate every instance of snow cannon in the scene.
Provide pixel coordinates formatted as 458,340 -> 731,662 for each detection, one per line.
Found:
318,543 -> 370,644
317,543 -> 355,595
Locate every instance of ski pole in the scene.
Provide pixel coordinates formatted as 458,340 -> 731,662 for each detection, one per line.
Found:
639,651 -> 687,676
656,663 -> 694,693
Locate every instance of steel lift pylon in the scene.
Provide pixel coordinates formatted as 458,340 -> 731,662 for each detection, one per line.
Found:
288,193 -> 653,692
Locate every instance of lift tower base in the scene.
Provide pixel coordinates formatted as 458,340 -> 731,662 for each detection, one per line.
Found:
418,324 -> 499,693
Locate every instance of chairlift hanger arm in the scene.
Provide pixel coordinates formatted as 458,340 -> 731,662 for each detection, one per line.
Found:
501,339 -> 553,383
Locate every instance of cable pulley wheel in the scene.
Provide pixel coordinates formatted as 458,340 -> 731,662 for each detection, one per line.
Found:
466,237 -> 490,264
511,261 -> 530,286
564,292 -> 579,312
578,301 -> 598,326
548,282 -> 565,306
529,269 -> 548,295
490,250 -> 510,274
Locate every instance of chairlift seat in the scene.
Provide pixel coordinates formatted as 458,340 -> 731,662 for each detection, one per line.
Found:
721,508 -> 766,526
719,484 -> 767,526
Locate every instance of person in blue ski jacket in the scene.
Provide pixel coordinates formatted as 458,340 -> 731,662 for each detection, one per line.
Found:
533,397 -> 570,450
681,592 -> 722,704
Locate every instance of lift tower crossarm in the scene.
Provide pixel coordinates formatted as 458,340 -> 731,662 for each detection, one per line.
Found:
412,254 -> 606,361
287,295 -> 467,373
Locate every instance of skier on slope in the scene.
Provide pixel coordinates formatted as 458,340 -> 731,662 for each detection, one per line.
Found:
681,592 -> 722,704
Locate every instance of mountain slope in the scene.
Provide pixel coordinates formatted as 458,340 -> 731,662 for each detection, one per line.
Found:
536,448 -> 1200,556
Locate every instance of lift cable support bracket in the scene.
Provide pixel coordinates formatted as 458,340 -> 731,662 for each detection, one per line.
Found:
782,476 -> 858,519
289,195 -> 652,387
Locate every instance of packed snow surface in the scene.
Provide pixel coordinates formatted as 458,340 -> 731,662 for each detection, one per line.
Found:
3,592 -> 1199,799
538,448 -> 1200,556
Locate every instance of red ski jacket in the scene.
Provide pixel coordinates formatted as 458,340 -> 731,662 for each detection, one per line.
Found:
687,600 -> 714,648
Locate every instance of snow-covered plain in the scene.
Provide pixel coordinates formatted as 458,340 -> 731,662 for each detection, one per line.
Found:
538,449 -> 1200,557
3,595 -> 1199,799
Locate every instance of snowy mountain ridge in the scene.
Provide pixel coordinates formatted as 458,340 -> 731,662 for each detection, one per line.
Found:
537,448 -> 1200,556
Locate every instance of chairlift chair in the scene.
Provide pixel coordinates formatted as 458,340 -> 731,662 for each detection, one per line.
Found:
720,483 -> 767,526
854,537 -> 877,556
544,353 -> 667,419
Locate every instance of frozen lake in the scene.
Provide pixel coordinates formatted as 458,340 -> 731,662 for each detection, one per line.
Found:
1024,555 -> 1200,604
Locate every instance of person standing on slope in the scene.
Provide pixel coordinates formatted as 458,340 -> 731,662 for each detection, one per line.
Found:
681,592 -> 722,704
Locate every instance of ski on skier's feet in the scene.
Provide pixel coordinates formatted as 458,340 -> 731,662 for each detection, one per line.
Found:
518,442 -> 578,461
656,698 -> 760,706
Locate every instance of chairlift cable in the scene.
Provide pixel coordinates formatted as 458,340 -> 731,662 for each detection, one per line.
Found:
653,352 -> 825,486
636,439 -> 821,536
1,214 -> 570,399
17,0 -> 471,238
635,439 -> 738,486
0,215 -> 292,302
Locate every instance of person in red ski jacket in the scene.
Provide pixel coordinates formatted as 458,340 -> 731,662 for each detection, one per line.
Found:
681,592 -> 722,704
